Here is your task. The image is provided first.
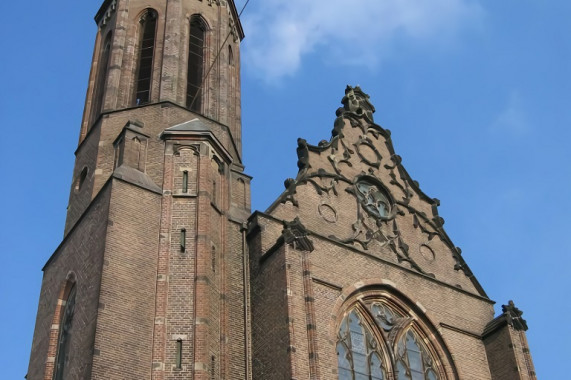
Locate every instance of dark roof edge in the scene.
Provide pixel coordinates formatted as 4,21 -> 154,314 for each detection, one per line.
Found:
94,0 -> 113,24
43,178 -> 113,270
228,0 -> 245,41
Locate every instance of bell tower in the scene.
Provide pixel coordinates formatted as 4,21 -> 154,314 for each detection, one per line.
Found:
27,1 -> 251,379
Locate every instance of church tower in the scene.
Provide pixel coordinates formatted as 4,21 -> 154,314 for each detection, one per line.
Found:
27,1 -> 251,379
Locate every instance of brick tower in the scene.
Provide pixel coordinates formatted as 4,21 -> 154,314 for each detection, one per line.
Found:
27,1 -> 250,379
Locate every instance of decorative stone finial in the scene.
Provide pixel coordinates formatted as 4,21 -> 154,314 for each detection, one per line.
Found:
338,85 -> 376,123
284,178 -> 295,189
501,300 -> 528,331
282,217 -> 314,252
296,138 -> 310,172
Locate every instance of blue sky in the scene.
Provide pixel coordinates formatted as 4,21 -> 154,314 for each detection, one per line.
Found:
1,0 -> 569,378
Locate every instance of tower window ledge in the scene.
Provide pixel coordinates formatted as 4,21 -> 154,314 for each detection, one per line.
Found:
173,191 -> 197,198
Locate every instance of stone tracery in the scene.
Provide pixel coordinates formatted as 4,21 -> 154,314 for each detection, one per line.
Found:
276,86 -> 466,277
337,299 -> 445,380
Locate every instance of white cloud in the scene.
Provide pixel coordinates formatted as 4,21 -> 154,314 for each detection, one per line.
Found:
492,91 -> 530,136
241,0 -> 484,81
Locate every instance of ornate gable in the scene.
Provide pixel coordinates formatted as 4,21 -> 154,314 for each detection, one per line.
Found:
268,86 -> 485,296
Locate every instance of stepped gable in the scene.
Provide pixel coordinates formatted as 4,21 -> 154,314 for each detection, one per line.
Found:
267,85 -> 486,297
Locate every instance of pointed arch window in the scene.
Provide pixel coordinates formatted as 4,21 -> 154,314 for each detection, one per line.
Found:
228,44 -> 234,66
337,301 -> 444,380
91,32 -> 112,124
187,16 -> 206,112
337,310 -> 387,379
228,44 -> 236,122
53,284 -> 77,380
134,9 -> 158,105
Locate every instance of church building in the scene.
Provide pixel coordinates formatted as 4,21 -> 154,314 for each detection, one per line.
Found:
27,1 -> 536,379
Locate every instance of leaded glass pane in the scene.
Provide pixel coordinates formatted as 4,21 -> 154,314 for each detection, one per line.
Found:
406,332 -> 423,376
54,286 -> 76,380
396,329 -> 440,380
370,353 -> 385,380
339,368 -> 353,380
397,360 -> 410,380
338,310 -> 388,380
337,342 -> 352,380
426,369 -> 438,380
349,312 -> 368,377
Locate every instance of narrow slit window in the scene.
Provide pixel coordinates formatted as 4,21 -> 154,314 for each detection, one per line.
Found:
175,339 -> 183,369
113,137 -> 123,169
228,45 -> 235,121
135,10 -> 157,105
74,167 -> 88,192
182,170 -> 189,193
180,229 -> 186,253
187,17 -> 206,111
211,246 -> 216,273
212,179 -> 217,205
210,355 -> 216,380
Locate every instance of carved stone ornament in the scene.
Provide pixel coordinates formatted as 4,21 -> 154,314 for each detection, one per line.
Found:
336,176 -> 429,274
369,302 -> 413,346
227,6 -> 239,42
296,138 -> 311,172
276,86 -> 454,277
338,85 -> 375,124
502,300 -> 528,331
100,0 -> 117,27
318,202 -> 338,223
173,144 -> 200,156
282,217 -> 314,252
353,178 -> 392,220
200,0 -> 220,6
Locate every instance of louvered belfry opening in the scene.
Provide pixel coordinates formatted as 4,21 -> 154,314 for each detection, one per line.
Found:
90,32 -> 112,123
135,9 -> 157,106
186,16 -> 206,112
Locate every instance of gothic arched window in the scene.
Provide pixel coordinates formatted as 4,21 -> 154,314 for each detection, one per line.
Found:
134,9 -> 158,105
187,16 -> 207,112
337,301 -> 445,380
337,310 -> 387,379
53,284 -> 76,380
90,32 -> 112,123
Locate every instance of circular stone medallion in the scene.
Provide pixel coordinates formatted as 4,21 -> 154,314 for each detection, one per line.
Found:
419,244 -> 435,262
318,203 -> 338,223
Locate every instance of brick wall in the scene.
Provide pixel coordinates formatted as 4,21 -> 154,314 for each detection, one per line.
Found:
249,236 -> 292,379
27,183 -> 111,380
90,179 -> 161,379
